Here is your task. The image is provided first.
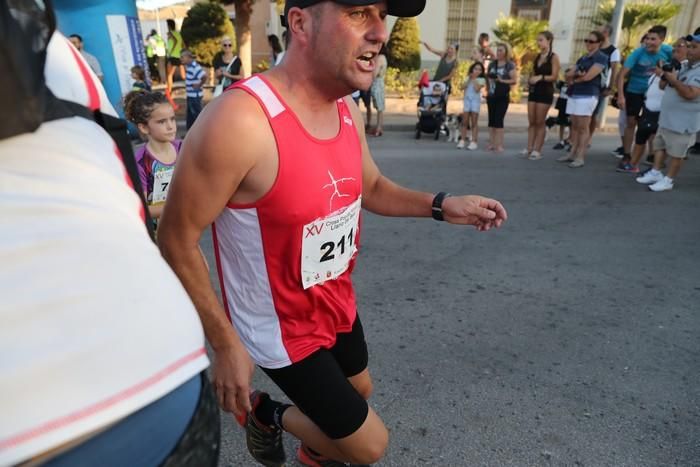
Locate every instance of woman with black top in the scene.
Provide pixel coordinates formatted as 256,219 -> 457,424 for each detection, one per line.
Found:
523,31 -> 560,160
212,36 -> 243,90
486,43 -> 517,153
422,41 -> 459,93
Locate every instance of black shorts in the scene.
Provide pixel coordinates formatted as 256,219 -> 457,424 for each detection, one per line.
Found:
635,108 -> 660,145
261,315 -> 369,440
167,57 -> 181,66
624,91 -> 645,118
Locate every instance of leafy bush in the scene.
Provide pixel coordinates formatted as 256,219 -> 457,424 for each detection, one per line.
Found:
182,2 -> 236,67
385,67 -> 420,98
387,18 -> 421,71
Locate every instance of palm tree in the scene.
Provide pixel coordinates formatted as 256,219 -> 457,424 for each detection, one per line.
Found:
594,0 -> 681,55
491,15 -> 549,68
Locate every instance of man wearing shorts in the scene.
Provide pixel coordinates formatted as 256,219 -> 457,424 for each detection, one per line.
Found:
636,33 -> 700,192
617,26 -> 672,159
157,1 -> 508,466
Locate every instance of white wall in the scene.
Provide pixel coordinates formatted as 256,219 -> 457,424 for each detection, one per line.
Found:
548,0 -> 579,66
475,0 -> 511,40
386,0 -> 448,64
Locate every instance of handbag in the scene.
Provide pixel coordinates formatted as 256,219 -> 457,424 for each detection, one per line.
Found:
213,56 -> 236,98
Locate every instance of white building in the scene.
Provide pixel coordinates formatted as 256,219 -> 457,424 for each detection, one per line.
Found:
395,0 -> 700,67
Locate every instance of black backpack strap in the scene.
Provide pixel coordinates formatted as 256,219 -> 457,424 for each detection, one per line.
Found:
44,93 -> 157,242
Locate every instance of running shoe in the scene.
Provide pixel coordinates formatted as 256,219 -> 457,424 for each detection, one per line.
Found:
636,169 -> 664,185
616,162 -> 639,174
457,139 -> 465,149
649,176 -> 674,192
552,141 -> 566,150
297,444 -> 347,467
528,151 -> 543,160
237,391 -> 286,467
467,142 -> 478,150
568,159 -> 585,168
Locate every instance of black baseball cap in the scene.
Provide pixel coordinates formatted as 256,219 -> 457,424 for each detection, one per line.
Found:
283,0 -> 426,26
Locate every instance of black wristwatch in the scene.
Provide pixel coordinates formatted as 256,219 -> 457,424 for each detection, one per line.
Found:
431,192 -> 450,221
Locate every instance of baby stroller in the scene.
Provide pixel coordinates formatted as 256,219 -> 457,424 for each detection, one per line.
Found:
415,81 -> 448,140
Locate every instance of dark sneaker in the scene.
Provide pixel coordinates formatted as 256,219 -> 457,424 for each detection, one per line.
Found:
297,444 -> 347,467
610,146 -> 624,157
552,141 -> 566,150
237,391 -> 286,467
616,162 -> 639,174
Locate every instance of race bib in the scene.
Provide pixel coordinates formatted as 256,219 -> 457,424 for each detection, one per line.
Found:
301,197 -> 361,289
151,167 -> 174,205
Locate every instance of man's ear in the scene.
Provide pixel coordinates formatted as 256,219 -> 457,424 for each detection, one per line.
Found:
286,7 -> 312,47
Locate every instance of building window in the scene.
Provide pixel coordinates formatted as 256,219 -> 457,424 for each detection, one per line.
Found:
445,0 -> 479,59
511,0 -> 551,21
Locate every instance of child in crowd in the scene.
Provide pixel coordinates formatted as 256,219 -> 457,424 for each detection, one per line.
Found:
130,65 -> 151,92
124,90 -> 180,220
459,62 -> 486,150
551,73 -> 571,150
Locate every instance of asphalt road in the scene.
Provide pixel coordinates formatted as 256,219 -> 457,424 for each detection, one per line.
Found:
203,131 -> 700,467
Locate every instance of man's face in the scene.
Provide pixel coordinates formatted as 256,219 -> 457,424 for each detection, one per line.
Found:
69,37 -> 82,50
309,1 -> 389,93
180,53 -> 192,65
645,33 -> 661,53
687,40 -> 700,63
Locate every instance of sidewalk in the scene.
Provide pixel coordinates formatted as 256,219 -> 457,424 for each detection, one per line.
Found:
167,89 -> 621,134
374,95 -> 621,133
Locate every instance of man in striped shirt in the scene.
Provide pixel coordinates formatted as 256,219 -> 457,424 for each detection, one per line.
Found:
181,50 -> 208,129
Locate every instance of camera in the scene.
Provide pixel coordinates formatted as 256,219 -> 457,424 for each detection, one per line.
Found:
661,58 -> 681,73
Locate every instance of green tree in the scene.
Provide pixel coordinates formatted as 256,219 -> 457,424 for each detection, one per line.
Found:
594,0 -> 681,56
387,18 -> 421,71
491,15 -> 549,67
181,2 -> 235,67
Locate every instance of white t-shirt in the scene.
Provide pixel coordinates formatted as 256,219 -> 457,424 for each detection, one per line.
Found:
644,75 -> 664,112
0,33 -> 208,466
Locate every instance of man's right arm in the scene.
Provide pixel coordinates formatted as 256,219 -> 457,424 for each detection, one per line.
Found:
158,90 -> 264,416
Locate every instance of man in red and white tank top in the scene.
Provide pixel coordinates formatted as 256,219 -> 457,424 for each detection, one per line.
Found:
159,1 -> 508,465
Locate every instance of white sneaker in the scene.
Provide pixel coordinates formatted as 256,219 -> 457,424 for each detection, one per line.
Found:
649,176 -> 674,192
519,149 -> 530,157
467,142 -> 478,150
457,140 -> 465,149
636,169 -> 663,185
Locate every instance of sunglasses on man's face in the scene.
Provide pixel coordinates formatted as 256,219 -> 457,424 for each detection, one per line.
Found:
223,43 -> 232,47
584,39 -> 599,44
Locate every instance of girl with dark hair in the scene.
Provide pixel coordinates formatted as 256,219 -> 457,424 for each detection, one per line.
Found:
124,90 -> 181,219
268,34 -> 285,66
459,61 -> 486,150
559,30 -> 607,168
523,31 -> 560,160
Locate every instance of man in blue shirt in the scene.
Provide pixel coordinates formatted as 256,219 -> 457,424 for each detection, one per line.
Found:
181,50 -> 208,130
617,25 -> 672,160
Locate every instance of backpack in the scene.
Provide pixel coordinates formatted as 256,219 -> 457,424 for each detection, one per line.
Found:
1,0 -> 156,241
